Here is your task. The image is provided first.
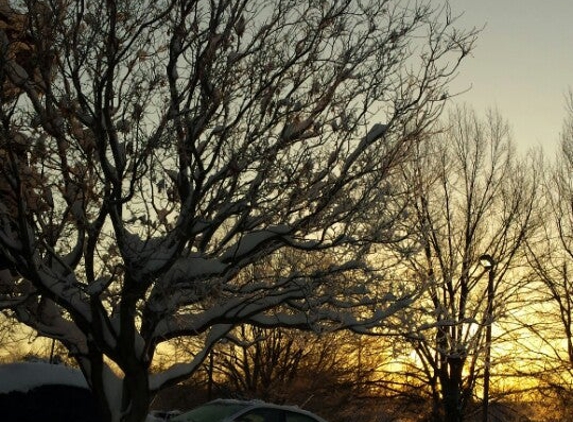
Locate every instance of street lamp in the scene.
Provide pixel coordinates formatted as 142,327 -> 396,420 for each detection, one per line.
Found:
479,254 -> 495,422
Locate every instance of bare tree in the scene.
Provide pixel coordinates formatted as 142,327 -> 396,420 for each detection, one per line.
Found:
209,326 -> 349,401
200,250 -> 354,403
0,1 -> 476,421
523,92 -> 573,400
392,107 -> 540,422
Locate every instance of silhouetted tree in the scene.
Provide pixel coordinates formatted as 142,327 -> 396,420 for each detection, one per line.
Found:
0,1 -> 476,421
392,107 -> 540,422
524,91 -> 573,400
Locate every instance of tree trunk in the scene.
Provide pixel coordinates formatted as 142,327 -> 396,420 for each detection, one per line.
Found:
122,368 -> 152,422
440,358 -> 465,422
442,388 -> 462,422
429,377 -> 441,422
80,352 -> 112,422
79,351 -> 152,422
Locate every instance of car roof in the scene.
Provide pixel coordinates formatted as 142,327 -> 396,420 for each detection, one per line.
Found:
200,399 -> 328,422
0,362 -> 89,394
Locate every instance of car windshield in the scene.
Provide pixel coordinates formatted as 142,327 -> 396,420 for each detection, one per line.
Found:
171,402 -> 249,422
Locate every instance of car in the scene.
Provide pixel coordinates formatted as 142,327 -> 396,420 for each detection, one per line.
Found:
0,361 -> 102,422
169,399 -> 329,422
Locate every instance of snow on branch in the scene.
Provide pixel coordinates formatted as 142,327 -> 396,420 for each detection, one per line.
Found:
151,285 -> 308,340
163,254 -> 227,282
220,225 -> 293,263
120,230 -> 178,274
149,323 -> 233,392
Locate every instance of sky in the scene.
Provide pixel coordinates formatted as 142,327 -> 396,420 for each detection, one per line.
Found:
440,0 -> 573,156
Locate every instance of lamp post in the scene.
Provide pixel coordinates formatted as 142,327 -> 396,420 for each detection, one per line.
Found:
479,254 -> 495,422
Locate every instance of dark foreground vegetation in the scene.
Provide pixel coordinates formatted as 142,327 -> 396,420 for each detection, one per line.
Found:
150,363 -> 570,422
4,323 -> 573,422
147,327 -> 573,422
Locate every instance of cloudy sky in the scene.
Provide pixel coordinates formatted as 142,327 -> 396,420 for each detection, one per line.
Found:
441,0 -> 573,156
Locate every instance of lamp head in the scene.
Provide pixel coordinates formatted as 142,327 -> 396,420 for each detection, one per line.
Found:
479,254 -> 495,269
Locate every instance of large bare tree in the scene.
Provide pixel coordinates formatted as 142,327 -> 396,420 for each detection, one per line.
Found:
393,107 -> 540,422
523,92 -> 573,400
0,1 -> 476,421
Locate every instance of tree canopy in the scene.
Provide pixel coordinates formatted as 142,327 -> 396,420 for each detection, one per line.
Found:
0,1 -> 476,421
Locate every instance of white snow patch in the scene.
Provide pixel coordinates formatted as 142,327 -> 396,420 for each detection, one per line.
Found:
122,231 -> 178,273
165,255 -> 227,281
0,362 -> 88,394
102,364 -> 124,422
0,362 -> 164,422
222,225 -> 291,261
